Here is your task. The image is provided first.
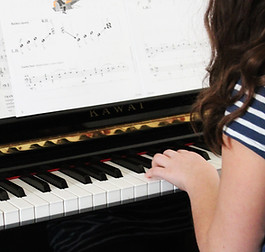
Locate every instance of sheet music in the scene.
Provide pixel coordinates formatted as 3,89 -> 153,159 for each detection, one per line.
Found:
126,0 -> 209,97
0,27 -> 15,119
0,0 -> 209,117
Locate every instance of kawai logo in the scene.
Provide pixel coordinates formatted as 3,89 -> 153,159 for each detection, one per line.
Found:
89,102 -> 144,118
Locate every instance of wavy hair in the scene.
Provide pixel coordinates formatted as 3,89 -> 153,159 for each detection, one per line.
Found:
191,0 -> 265,154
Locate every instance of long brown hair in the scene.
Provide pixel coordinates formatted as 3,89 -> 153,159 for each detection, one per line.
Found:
191,0 -> 265,155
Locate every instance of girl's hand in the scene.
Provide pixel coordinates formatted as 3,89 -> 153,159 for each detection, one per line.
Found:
145,149 -> 218,192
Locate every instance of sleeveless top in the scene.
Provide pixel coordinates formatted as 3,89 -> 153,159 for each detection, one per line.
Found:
223,81 -> 265,159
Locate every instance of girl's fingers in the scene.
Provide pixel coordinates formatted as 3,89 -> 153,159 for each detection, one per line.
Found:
151,153 -> 168,168
145,166 -> 166,179
163,149 -> 177,157
163,148 -> 189,157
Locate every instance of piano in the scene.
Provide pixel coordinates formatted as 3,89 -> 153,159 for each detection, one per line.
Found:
0,90 -> 222,251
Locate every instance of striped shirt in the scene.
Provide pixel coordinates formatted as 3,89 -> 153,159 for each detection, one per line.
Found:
223,82 -> 265,159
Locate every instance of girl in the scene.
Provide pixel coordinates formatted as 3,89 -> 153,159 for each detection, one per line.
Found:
146,1 -> 265,251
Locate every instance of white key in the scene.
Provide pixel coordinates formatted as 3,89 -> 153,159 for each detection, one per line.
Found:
141,167 -> 161,195
104,174 -> 134,203
53,171 -> 93,212
106,161 -> 148,199
6,191 -> 34,224
12,178 -> 64,218
0,209 -> 4,229
114,161 -> 161,196
89,177 -> 121,206
39,179 -> 78,216
52,171 -> 106,209
141,154 -> 175,194
11,179 -> 50,221
141,154 -> 153,160
160,180 -> 175,194
0,200 -> 19,227
135,155 -> 163,195
108,161 -> 151,198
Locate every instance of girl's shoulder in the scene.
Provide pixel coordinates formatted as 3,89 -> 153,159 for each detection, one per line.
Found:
223,82 -> 265,159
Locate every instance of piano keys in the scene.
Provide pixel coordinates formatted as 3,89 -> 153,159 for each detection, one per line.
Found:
0,141 -> 221,229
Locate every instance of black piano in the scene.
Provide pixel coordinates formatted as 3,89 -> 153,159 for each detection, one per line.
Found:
0,90 -> 222,251
0,1 -> 223,250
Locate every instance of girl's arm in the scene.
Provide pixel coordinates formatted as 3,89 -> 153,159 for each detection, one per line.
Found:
145,134 -> 265,251
203,135 -> 265,251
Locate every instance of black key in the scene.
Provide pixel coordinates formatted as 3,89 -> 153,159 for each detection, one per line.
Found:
126,150 -> 152,168
60,168 -> 92,184
111,157 -> 145,174
127,155 -> 152,169
20,175 -> 51,192
146,147 -> 163,156
0,187 -> 9,201
36,172 -> 68,189
90,162 -> 123,178
173,144 -> 210,160
75,164 -> 107,181
0,179 -> 26,197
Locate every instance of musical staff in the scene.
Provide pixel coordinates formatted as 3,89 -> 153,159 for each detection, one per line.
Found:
149,59 -> 208,80
24,63 -> 128,90
12,20 -> 113,54
144,40 -> 209,80
145,41 -> 209,59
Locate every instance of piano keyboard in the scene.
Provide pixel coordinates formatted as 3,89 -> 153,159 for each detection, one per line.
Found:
0,143 -> 221,229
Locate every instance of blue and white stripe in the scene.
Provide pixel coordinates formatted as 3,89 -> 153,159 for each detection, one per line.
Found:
223,83 -> 265,159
